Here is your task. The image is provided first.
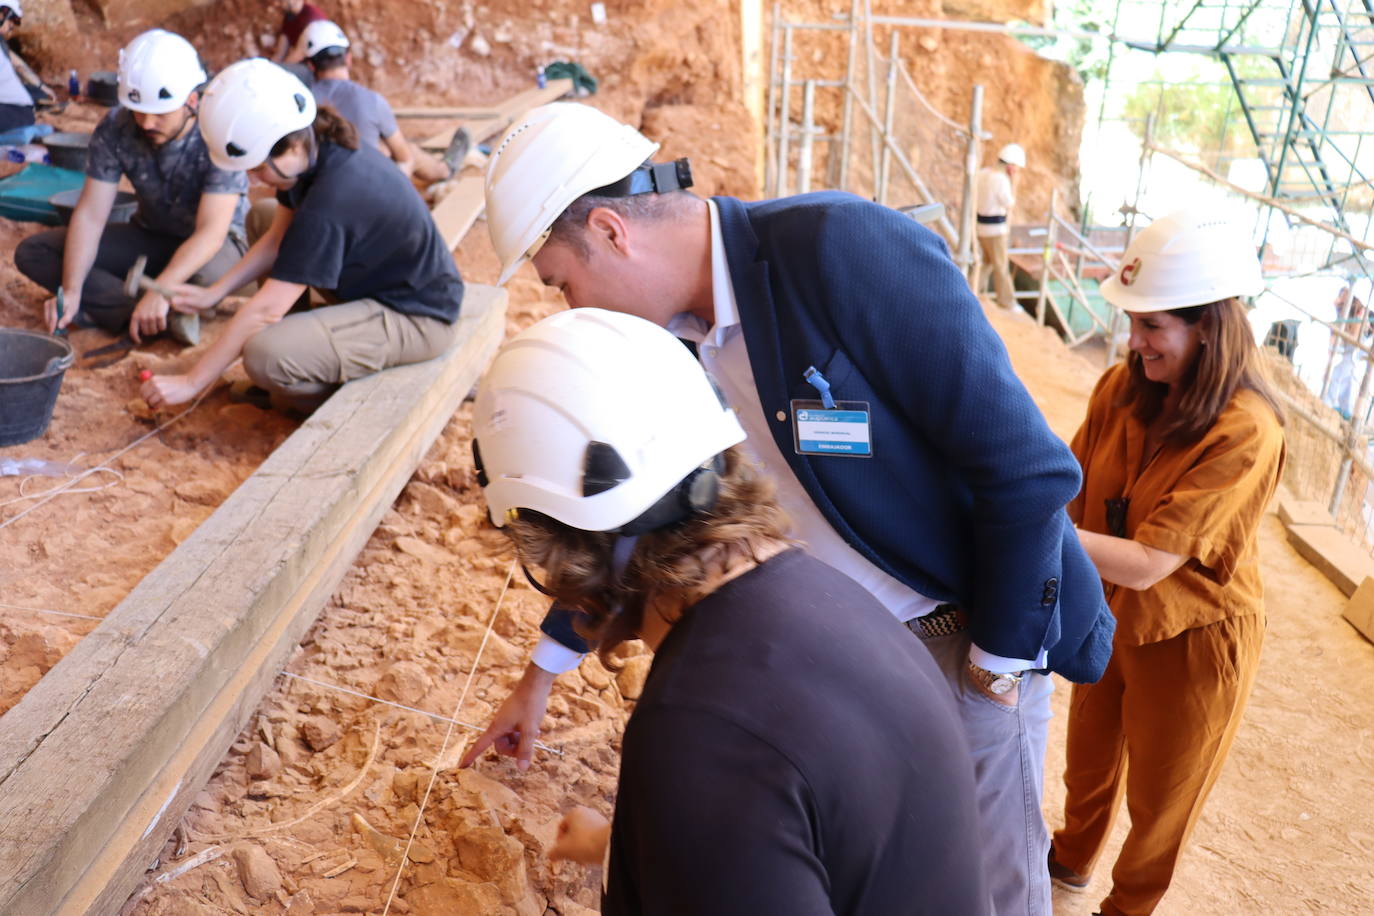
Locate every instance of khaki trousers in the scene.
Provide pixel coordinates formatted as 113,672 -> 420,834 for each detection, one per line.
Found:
976,233 -> 1016,310
243,298 -> 455,414
1052,613 -> 1264,916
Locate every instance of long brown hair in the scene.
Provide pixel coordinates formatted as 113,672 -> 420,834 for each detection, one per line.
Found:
269,103 -> 359,158
503,447 -> 793,669
1118,297 -> 1284,444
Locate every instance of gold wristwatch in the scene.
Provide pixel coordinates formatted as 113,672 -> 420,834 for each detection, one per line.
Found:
967,660 -> 1023,696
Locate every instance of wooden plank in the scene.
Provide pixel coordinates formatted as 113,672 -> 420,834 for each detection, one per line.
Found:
1285,522 -> 1374,597
431,174 -> 487,252
419,78 -> 574,151
1343,576 -> 1374,644
0,286 -> 507,915
1277,497 -> 1337,530
394,106 -> 502,119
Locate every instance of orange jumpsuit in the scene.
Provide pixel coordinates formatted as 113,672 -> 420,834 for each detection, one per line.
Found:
1053,363 -> 1285,916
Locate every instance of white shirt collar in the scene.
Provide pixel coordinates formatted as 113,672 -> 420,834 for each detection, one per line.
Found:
665,199 -> 740,347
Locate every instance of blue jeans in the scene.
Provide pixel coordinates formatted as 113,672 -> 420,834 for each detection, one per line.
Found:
923,630 -> 1053,916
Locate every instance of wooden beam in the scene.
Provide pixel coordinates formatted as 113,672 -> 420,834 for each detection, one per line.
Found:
431,174 -> 487,252
1285,522 -> 1374,597
0,286 -> 508,915
393,107 -> 502,119
419,78 -> 574,151
1344,576 -> 1374,644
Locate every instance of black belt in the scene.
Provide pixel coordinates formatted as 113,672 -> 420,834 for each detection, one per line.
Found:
904,604 -> 967,640
977,214 -> 1007,225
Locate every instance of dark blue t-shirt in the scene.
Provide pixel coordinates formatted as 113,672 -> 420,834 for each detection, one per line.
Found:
273,142 -> 463,323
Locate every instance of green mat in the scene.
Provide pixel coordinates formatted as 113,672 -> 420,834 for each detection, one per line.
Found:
0,164 -> 86,226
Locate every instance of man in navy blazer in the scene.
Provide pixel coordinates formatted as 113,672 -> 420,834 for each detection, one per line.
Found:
466,103 -> 1114,916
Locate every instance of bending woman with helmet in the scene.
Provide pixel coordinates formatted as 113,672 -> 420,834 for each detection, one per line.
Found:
15,29 -> 248,345
1047,210 -> 1285,916
473,307 -> 990,915
142,58 -> 463,414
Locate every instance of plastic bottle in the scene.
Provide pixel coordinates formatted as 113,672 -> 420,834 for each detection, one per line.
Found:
68,69 -> 79,98
536,65 -> 547,89
15,144 -> 50,163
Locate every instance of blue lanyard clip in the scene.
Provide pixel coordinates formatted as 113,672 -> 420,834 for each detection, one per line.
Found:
803,366 -> 837,409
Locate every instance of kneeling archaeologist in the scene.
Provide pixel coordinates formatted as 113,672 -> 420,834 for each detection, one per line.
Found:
16,29 -> 248,345
141,58 -> 464,414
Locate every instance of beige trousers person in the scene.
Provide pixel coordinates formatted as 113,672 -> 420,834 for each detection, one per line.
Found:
241,198 -> 454,414
976,233 -> 1016,310
243,298 -> 455,414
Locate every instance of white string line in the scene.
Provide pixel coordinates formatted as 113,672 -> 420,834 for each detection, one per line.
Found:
0,454 -> 124,510
0,601 -> 104,622
0,384 -> 218,531
381,559 -> 516,916
279,670 -> 563,756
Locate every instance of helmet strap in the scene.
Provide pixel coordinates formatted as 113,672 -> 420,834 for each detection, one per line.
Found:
587,158 -> 694,199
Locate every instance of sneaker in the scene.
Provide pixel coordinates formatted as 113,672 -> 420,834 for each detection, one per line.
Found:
442,126 -> 471,175
1048,848 -> 1090,892
228,380 -> 273,411
167,312 -> 199,346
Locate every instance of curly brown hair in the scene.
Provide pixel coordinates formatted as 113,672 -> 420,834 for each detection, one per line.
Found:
503,446 -> 793,668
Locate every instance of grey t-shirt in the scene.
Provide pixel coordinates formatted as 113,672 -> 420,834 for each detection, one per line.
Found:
311,78 -> 398,151
86,108 -> 249,241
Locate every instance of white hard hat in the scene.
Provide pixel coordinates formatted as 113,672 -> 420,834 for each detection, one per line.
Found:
118,30 -> 207,114
998,143 -> 1026,168
473,308 -> 746,534
485,103 -> 659,285
198,58 -> 317,171
1100,209 -> 1264,313
302,20 -> 350,58
1,2 -> 22,19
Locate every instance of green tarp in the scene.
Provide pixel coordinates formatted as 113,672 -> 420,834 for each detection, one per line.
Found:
0,164 -> 85,225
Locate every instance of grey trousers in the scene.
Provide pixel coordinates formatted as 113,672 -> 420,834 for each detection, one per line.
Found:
242,298 -> 456,415
13,223 -> 245,333
923,630 -> 1054,916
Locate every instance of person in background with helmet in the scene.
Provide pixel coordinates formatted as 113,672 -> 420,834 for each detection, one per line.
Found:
473,307 -> 991,915
0,3 -> 36,137
140,58 -> 463,414
301,20 -> 466,185
465,102 -> 1113,916
974,142 -> 1025,311
1046,210 -> 1285,916
272,0 -> 327,69
14,29 -> 247,345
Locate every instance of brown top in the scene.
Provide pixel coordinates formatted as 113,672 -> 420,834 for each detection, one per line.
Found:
1068,363 -> 1286,646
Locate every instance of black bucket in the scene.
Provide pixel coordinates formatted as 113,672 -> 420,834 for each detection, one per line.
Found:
41,131 -> 91,172
0,329 -> 75,447
50,188 -> 136,224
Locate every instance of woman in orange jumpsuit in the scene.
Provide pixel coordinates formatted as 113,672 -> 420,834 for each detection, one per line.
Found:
1048,210 -> 1286,916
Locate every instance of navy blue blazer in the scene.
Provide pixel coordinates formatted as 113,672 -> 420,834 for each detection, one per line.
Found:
540,191 -> 1113,683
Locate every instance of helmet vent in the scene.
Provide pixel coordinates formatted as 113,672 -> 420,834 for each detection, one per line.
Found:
583,441 -> 631,497
158,87 -> 172,100
128,88 -> 141,102
293,93 -> 307,113
225,141 -> 246,159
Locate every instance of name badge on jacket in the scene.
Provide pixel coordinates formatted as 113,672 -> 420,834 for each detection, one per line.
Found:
793,365 -> 872,457
791,401 -> 872,456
